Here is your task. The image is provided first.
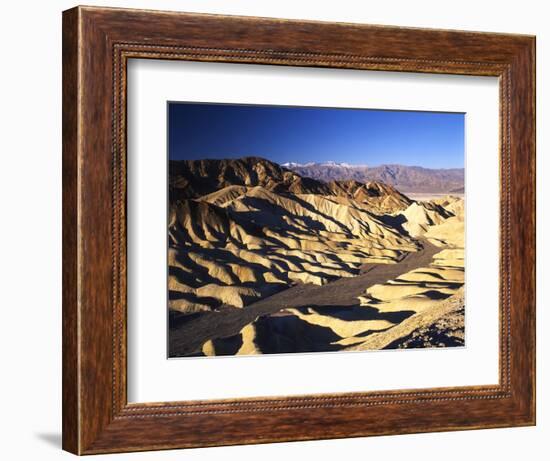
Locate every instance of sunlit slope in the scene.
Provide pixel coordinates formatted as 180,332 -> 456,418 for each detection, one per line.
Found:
189,195 -> 465,355
167,157 -> 465,355
168,185 -> 419,312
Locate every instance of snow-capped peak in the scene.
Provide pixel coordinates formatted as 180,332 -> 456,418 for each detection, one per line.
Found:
282,161 -> 315,168
283,161 -> 368,168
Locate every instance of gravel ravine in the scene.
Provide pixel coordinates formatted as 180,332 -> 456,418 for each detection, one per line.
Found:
169,239 -> 441,356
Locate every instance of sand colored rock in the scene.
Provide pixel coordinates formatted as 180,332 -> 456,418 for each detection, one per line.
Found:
168,297 -> 212,314
432,195 -> 464,218
400,201 -> 448,237
366,282 -> 458,301
345,288 -> 465,350
432,248 -> 464,268
287,307 -> 395,338
288,271 -> 328,286
328,179 -> 413,213
397,267 -> 464,283
200,185 -> 249,206
357,294 -> 443,314
196,284 -> 262,308
236,323 -> 260,355
168,157 -> 465,357
202,340 -> 216,356
425,217 -> 464,247
357,208 -> 464,321
168,184 -> 425,314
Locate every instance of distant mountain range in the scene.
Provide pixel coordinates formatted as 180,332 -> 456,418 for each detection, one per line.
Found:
282,162 -> 464,194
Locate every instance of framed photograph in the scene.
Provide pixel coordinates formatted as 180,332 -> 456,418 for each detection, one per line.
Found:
62,6 -> 535,455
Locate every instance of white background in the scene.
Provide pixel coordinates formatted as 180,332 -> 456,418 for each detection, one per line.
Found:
128,60 -> 499,402
0,1 -> 546,460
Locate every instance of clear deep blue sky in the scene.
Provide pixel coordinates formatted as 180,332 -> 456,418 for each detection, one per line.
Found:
168,102 -> 464,169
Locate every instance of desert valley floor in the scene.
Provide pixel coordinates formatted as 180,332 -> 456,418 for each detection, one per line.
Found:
168,157 -> 465,357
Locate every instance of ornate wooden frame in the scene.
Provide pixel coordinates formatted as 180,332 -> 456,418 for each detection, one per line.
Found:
62,5 -> 536,455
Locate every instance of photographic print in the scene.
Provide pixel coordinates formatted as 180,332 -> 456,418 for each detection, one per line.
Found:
168,102 -> 465,358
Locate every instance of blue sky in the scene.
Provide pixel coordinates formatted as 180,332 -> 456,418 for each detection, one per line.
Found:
168,102 -> 464,169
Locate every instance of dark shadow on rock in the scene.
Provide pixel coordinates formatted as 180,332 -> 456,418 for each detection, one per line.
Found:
253,315 -> 343,354
418,290 -> 453,300
168,238 -> 444,357
377,213 -> 410,236
289,194 -> 351,233
230,196 -> 326,234
211,332 -> 244,356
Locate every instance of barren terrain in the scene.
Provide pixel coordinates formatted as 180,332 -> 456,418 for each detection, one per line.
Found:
168,157 -> 465,357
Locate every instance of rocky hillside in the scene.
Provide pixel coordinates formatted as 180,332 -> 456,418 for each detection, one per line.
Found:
171,157 -> 413,213
168,157 -> 465,356
169,157 -> 331,201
